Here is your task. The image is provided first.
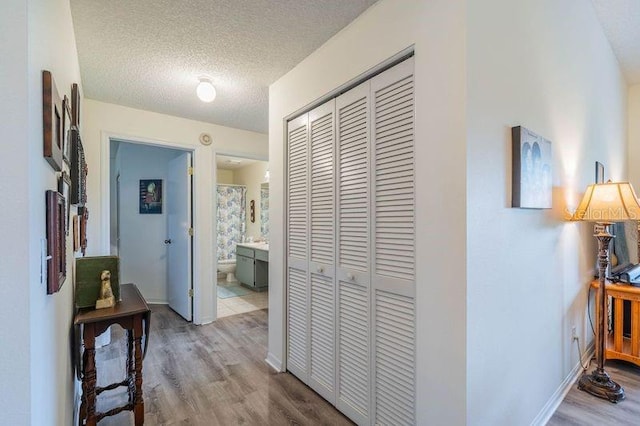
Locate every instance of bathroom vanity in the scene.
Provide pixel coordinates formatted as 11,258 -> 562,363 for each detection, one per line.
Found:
236,243 -> 269,290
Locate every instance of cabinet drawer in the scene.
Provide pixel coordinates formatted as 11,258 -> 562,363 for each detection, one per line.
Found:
255,249 -> 268,262
236,246 -> 254,258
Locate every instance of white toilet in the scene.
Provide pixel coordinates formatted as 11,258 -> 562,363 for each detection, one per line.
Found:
218,259 -> 237,282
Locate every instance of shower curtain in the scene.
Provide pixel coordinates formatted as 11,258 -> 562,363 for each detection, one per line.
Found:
216,184 -> 246,261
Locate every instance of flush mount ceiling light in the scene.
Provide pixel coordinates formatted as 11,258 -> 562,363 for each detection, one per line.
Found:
196,77 -> 216,103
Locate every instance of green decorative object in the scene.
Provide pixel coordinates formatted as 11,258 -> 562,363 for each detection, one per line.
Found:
75,256 -> 120,308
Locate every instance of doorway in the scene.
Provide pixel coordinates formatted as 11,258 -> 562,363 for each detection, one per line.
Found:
215,154 -> 269,318
110,139 -> 194,321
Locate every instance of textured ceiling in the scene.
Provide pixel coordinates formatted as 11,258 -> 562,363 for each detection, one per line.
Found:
70,0 -> 378,133
216,155 -> 260,170
592,0 -> 640,85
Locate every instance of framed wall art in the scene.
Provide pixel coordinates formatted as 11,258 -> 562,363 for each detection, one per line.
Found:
42,70 -> 63,171
58,172 -> 71,235
71,83 -> 81,130
46,190 -> 66,294
79,206 -> 88,256
512,126 -> 552,209
70,129 -> 88,205
595,161 -> 605,184
73,215 -> 80,252
139,179 -> 163,214
62,95 -> 72,167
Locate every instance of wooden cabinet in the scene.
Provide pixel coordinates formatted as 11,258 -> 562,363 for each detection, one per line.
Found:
236,245 -> 269,290
592,280 -> 640,367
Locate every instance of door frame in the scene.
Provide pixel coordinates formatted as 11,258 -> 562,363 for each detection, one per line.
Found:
100,132 -> 202,322
213,149 -> 268,321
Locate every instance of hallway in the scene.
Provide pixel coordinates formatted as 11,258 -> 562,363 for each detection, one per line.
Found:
94,306 -> 352,425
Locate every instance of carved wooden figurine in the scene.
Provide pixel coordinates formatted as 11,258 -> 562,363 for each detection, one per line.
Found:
95,270 -> 115,309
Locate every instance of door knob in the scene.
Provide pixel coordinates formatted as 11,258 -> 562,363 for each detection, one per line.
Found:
347,273 -> 355,281
317,266 -> 324,273
164,239 -> 172,244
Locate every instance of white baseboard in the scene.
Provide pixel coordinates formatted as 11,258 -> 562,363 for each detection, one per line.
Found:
265,352 -> 283,372
531,341 -> 595,426
146,299 -> 168,305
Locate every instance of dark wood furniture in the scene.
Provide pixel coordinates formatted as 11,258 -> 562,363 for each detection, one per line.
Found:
75,284 -> 150,425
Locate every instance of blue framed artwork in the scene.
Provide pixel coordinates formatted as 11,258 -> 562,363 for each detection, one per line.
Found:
139,179 -> 162,214
512,126 -> 552,209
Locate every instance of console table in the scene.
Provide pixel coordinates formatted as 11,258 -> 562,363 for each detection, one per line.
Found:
591,280 -> 640,368
75,283 -> 150,425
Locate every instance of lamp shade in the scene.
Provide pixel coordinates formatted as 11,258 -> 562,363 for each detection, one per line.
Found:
571,181 -> 640,222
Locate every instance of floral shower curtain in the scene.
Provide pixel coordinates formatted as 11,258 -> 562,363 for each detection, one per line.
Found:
260,187 -> 269,239
217,184 -> 246,260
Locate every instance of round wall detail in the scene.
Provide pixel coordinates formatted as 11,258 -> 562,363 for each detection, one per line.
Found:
199,133 -> 212,146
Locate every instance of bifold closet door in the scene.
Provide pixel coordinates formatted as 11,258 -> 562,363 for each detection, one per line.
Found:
370,57 -> 416,426
308,100 -> 336,402
335,81 -> 371,425
286,114 -> 309,381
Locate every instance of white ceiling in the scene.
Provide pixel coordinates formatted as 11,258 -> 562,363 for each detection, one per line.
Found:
216,155 -> 261,170
70,0 -> 378,134
592,0 -> 640,85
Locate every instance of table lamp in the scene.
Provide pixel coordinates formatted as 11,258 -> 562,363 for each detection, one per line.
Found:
572,181 -> 640,403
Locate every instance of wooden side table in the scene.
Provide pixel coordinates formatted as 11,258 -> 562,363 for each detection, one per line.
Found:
592,280 -> 640,367
75,283 -> 150,425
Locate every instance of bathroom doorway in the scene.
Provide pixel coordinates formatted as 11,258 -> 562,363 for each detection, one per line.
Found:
215,154 -> 269,318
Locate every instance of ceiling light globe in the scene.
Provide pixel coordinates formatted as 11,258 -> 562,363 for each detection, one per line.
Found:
197,79 -> 216,103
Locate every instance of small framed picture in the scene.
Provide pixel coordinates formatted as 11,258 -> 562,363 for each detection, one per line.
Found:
71,83 -> 81,130
512,126 -> 552,209
595,161 -> 605,184
62,96 -> 72,167
58,171 -> 71,235
73,215 -> 79,252
42,71 -> 63,171
139,179 -> 163,214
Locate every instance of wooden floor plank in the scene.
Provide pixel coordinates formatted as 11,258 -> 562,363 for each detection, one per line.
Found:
92,305 -> 352,425
549,360 -> 640,425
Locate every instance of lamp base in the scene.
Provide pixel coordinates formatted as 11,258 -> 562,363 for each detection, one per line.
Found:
578,369 -> 625,403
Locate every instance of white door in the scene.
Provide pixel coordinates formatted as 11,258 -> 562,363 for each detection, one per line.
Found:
167,152 -> 193,321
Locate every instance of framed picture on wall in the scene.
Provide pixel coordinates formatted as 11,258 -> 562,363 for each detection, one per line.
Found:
512,126 -> 552,209
62,95 -> 72,167
42,70 -> 63,171
46,190 -> 66,294
595,161 -> 605,184
58,171 -> 71,235
139,179 -> 163,214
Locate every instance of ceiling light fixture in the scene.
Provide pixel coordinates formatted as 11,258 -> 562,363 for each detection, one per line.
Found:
196,77 -> 216,103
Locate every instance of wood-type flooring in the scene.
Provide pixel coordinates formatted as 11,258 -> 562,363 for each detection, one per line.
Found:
92,305 -> 352,425
549,360 -> 640,425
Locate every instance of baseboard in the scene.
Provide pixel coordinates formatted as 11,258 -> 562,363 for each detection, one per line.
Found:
146,299 -> 168,305
265,352 -> 283,372
531,341 -> 595,426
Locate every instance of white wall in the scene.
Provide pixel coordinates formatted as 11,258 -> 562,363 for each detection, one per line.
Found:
0,1 -> 30,424
269,0 -> 467,424
117,143 -> 184,303
83,99 -> 268,323
233,161 -> 269,240
217,168 -> 235,184
466,1 -> 627,424
629,85 -> 640,190
26,0 -> 84,424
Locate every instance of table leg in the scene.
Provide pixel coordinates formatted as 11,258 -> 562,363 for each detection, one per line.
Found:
127,329 -> 134,405
82,323 -> 97,426
133,316 -> 144,425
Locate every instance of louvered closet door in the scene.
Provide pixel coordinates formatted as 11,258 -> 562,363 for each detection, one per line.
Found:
286,114 -> 310,381
335,81 -> 371,426
370,57 -> 416,426
308,100 -> 337,402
